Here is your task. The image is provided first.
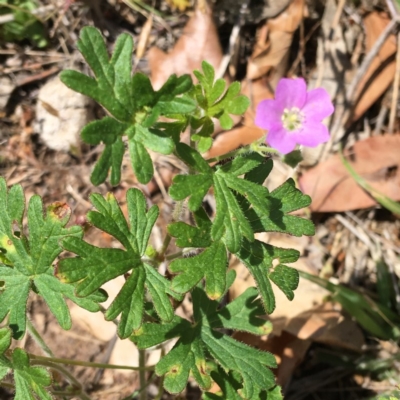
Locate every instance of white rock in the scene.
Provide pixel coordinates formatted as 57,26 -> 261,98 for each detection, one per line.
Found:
35,75 -> 93,151
0,76 -> 15,111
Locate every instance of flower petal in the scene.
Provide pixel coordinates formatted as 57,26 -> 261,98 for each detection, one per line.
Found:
255,99 -> 283,130
275,78 -> 307,109
302,87 -> 334,120
267,126 -> 297,154
291,121 -> 330,147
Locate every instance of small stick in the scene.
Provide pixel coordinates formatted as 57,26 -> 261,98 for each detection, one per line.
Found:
0,4 -> 54,24
388,30 -> 400,133
385,0 -> 399,19
330,17 -> 399,140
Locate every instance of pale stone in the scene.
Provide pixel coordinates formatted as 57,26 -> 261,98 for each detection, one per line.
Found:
35,75 -> 93,152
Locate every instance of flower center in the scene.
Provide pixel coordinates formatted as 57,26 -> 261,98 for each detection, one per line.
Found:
281,107 -> 304,132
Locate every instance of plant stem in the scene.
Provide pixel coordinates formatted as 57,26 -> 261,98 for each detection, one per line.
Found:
157,232 -> 172,261
206,143 -> 279,163
32,359 -> 92,400
26,319 -> 92,400
154,375 -> 164,400
30,354 -> 155,371
139,349 -> 147,400
165,247 -> 196,261
26,318 -> 54,357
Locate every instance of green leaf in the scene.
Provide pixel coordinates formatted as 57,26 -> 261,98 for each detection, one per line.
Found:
81,117 -> 127,145
169,143 -> 214,211
190,61 -> 250,149
171,150 -> 278,253
282,150 -> 303,168
61,27 -> 194,186
0,328 -> 11,355
203,369 -> 282,400
61,27 -> 133,121
0,178 -> 101,339
59,188 -> 179,338
203,368 -> 242,400
0,348 -> 52,400
168,207 -> 212,248
237,239 -> 300,314
245,178 -> 315,237
128,139 -> 154,184
0,0 -> 48,47
91,136 -> 125,186
131,286 -> 276,396
170,241 -> 228,299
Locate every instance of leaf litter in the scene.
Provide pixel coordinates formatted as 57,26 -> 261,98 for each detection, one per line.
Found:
1,0 -> 400,399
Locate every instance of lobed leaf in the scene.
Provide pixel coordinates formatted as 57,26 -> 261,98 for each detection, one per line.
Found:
59,188 -> 179,338
61,27 -> 195,186
237,239 -> 300,314
0,348 -> 52,400
0,178 -> 103,339
131,286 -> 276,397
191,61 -> 250,151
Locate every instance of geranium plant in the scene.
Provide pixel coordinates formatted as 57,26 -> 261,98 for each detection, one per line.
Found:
0,26 -> 333,399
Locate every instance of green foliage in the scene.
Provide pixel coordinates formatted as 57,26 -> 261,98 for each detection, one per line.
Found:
0,27 -> 320,399
131,284 -> 276,398
58,188 -> 181,339
170,150 -> 313,252
0,328 -> 52,399
169,149 -> 312,314
0,0 -> 47,47
168,207 -> 228,299
300,271 -> 400,341
0,178 -> 106,339
191,61 -> 250,152
237,239 -> 300,314
60,26 -> 195,186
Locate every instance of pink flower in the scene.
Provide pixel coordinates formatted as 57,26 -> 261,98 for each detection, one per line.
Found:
255,78 -> 334,154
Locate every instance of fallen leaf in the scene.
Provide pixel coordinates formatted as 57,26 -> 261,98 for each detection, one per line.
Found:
148,3 -> 223,89
284,302 -> 365,352
247,0 -> 305,85
351,12 -> 396,122
135,15 -> 153,60
299,135 -> 400,212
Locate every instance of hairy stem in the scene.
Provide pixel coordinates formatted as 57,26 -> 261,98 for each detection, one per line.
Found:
157,232 -> 172,261
26,318 -> 54,357
139,349 -> 147,400
30,354 -> 154,371
26,319 -> 91,400
165,247 -> 196,261
206,143 -> 279,163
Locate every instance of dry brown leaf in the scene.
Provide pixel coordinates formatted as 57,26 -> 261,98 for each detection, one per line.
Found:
246,0 -> 305,84
148,3 -> 223,89
136,15 -> 153,60
299,135 -> 400,212
351,12 -> 396,122
284,302 -> 365,352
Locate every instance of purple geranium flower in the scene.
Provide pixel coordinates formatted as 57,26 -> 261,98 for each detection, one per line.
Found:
255,78 -> 334,154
